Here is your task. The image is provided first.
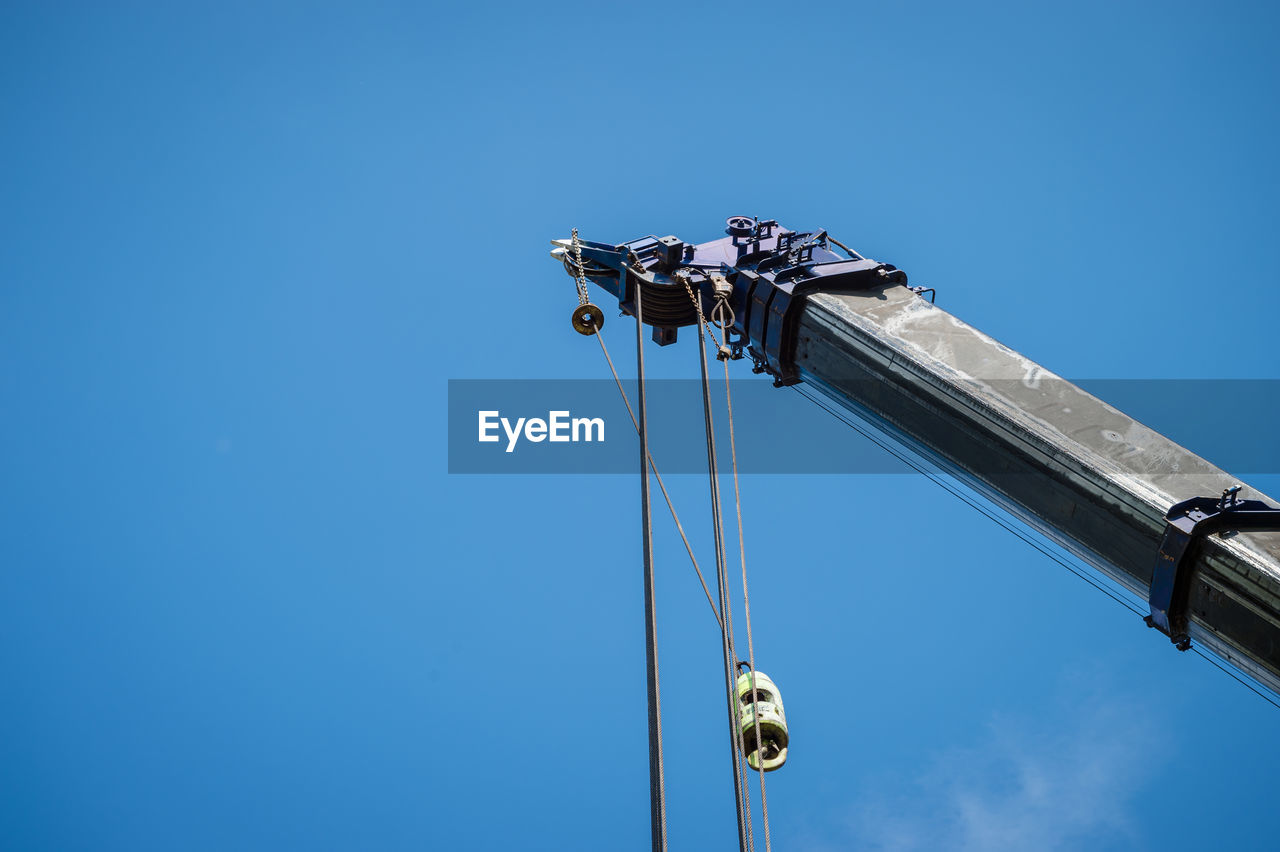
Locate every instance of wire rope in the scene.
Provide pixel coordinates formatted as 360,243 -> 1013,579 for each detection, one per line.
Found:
794,384 -> 1280,712
696,312 -> 754,852
716,300 -> 774,852
592,321 -> 723,629
634,287 -> 668,852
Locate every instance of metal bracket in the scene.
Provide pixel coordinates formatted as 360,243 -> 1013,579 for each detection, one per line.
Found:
1146,487 -> 1280,650
551,217 -> 908,384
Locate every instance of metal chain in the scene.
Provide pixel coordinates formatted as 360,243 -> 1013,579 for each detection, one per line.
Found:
680,271 -> 725,349
570,228 -> 590,305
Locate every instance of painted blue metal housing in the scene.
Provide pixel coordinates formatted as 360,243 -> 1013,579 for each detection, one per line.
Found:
552,217 -> 907,385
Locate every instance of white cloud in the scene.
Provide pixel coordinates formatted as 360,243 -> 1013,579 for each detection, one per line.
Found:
840,681 -> 1158,852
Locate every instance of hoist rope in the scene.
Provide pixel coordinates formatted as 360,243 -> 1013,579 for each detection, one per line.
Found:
716,302 -> 774,852
634,285 -> 669,852
591,321 -> 724,629
695,313 -> 754,852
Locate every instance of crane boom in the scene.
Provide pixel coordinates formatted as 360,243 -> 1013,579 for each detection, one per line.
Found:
794,285 -> 1280,690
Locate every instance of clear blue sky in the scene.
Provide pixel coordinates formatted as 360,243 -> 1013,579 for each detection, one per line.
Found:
3,2 -> 1280,850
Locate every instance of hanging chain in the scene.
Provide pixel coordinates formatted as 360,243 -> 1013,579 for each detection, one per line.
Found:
679,270 -> 725,350
569,229 -> 604,335
570,228 -> 591,305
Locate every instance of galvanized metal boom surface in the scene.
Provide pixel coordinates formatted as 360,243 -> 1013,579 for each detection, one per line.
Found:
551,218 -> 1280,695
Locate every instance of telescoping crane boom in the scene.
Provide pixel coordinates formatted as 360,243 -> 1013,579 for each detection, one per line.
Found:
551,216 -> 1280,695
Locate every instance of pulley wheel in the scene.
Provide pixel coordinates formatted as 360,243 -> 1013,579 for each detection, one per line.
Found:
726,216 -> 757,238
572,303 -> 604,335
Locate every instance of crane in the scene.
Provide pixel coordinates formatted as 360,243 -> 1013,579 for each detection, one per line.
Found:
550,216 -> 1280,851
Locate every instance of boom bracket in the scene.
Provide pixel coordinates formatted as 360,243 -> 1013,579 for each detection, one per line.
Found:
1146,487 -> 1280,650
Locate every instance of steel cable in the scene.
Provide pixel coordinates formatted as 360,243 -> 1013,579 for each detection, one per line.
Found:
696,314 -> 755,852
592,321 -> 723,630
794,384 -> 1280,712
718,302 -> 774,852
634,287 -> 669,852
